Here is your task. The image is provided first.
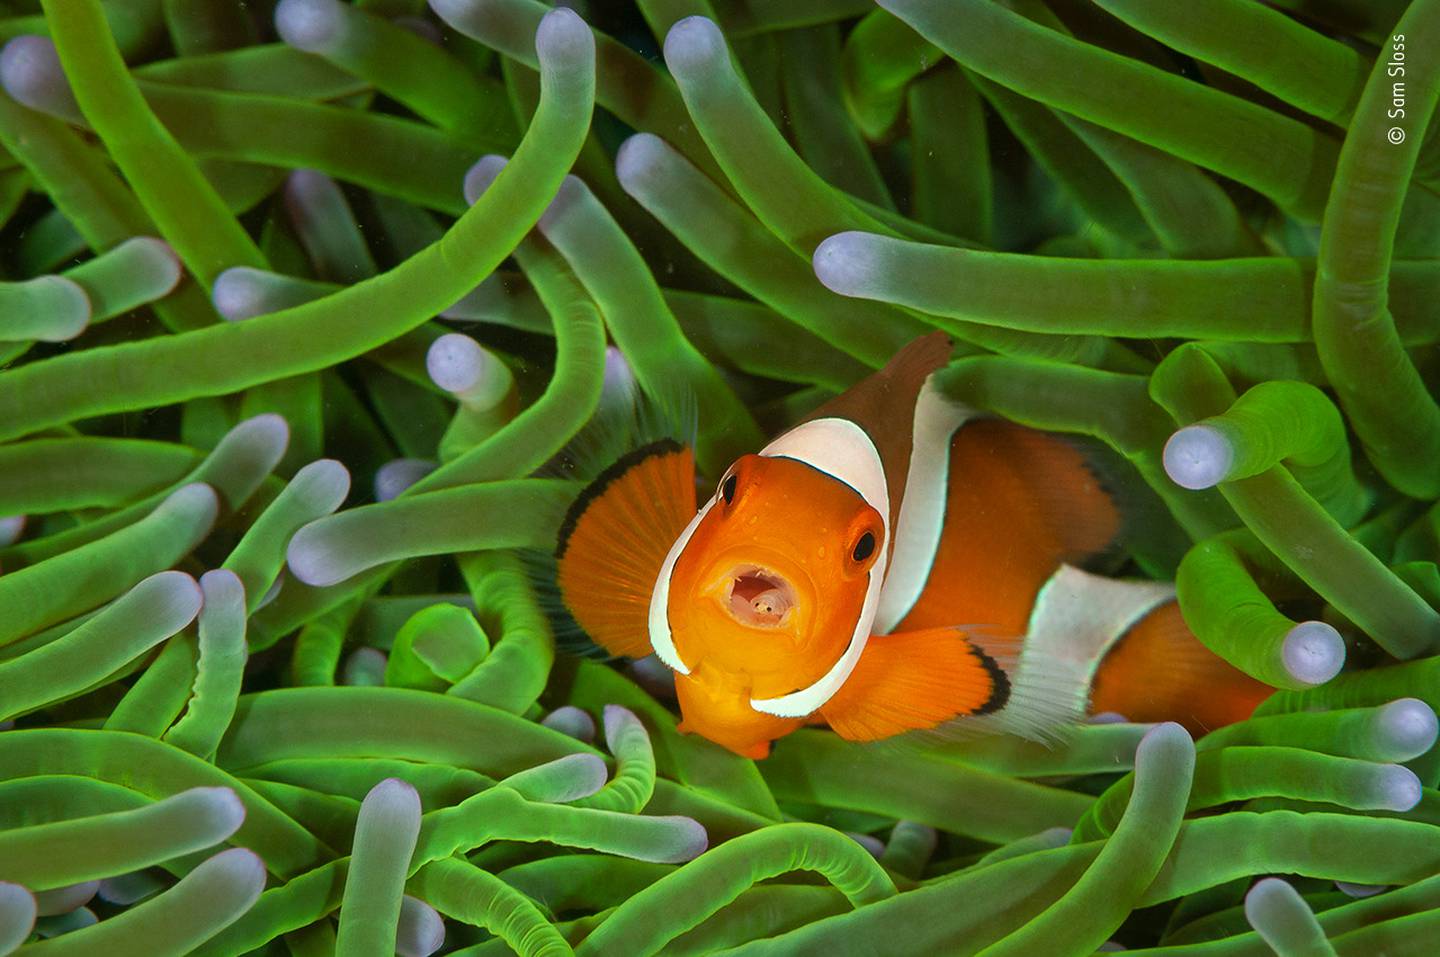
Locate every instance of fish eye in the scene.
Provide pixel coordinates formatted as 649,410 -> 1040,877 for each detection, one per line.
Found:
851,531 -> 876,563
721,473 -> 737,504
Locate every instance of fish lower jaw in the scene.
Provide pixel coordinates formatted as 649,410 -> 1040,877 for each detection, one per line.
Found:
721,564 -> 798,629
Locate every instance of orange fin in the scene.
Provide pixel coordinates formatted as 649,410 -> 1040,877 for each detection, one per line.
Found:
1090,602 -> 1273,736
556,439 -> 697,658
805,331 -> 953,435
802,332 -> 953,533
819,626 -> 1010,742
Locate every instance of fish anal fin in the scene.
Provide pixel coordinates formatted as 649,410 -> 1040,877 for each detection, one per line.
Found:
820,626 -> 1009,742
556,439 -> 696,659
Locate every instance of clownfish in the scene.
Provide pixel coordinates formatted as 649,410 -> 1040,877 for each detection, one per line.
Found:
555,333 -> 1272,758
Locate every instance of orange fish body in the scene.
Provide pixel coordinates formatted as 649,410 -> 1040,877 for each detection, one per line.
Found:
557,334 -> 1271,758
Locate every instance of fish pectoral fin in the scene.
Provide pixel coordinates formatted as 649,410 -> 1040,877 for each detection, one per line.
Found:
819,626 -> 1010,742
556,439 -> 697,659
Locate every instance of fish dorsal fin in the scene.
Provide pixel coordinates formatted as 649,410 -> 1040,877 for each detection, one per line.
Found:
800,332 -> 953,537
556,439 -> 697,659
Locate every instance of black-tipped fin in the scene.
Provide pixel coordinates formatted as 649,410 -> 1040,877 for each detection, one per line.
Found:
554,439 -> 697,659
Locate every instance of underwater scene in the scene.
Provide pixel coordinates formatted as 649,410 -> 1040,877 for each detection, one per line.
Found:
1,0 -> 1440,953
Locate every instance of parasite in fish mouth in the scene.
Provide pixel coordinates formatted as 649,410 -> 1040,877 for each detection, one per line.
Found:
724,566 -> 797,627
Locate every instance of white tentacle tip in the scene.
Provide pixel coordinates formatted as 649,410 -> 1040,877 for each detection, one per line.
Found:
0,881 -> 36,945
627,654 -> 677,700
230,413 -> 292,462
161,480 -> 220,525
292,458 -> 352,513
1157,423 -> 1226,489
661,816 -> 710,863
198,568 -> 246,614
463,154 -> 508,206
1088,711 -> 1128,725
28,276 -> 91,341
363,777 -> 423,820
127,237 -> 184,296
397,895 -> 446,957
181,785 -> 248,838
599,345 -> 637,409
257,575 -> 285,610
534,6 -> 593,70
1135,721 -> 1194,772
33,881 -> 98,917
286,518 -> 343,587
663,16 -> 726,74
614,133 -> 669,192
426,333 -> 489,395
1280,621 -> 1344,686
541,706 -> 597,742
1375,698 -> 1439,760
211,266 -> 269,321
198,847 -> 267,902
284,167 -> 341,210
425,0 -> 469,28
1372,764 -> 1422,812
1334,880 -> 1387,898
1162,424 -> 1234,490
602,703 -> 643,749
0,515 -> 25,547
138,570 -> 206,629
0,35 -> 80,123
374,458 -> 434,502
274,0 -> 347,54
536,174 -> 586,234
1245,877 -> 1311,941
813,231 -> 884,297
343,646 -> 388,686
847,832 -> 886,859
504,753 -> 605,803
565,752 -> 610,799
1036,826 -> 1074,848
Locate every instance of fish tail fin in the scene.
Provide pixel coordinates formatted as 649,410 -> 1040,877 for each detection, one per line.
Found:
1090,602 -> 1274,736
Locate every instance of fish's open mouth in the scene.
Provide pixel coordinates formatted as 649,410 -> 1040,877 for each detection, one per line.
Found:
724,565 -> 797,628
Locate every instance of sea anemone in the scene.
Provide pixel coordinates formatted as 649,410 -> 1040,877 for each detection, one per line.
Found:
0,0 -> 1438,953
